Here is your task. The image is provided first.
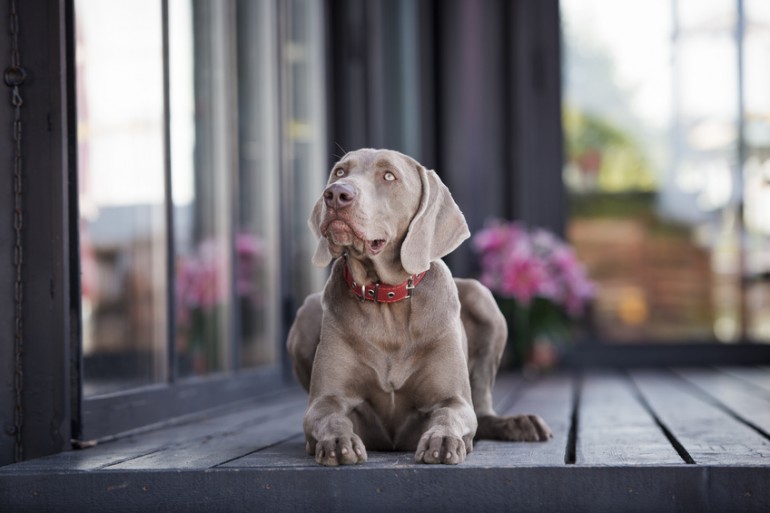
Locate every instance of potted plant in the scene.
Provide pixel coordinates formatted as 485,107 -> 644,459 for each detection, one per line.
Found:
472,219 -> 595,373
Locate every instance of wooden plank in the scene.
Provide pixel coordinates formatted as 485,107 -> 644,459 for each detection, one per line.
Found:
227,436 -> 426,469
5,372 -> 770,512
80,369 -> 287,442
0,390 -> 308,472
577,373 -> 683,465
109,409 -> 305,470
718,367 -> 770,395
675,368 -> 770,437
222,435 -> 316,468
630,371 -> 770,465
491,372 -> 524,412
464,374 -> 574,467
7,465 -> 770,513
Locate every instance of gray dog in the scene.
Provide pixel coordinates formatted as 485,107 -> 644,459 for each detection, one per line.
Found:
287,148 -> 552,466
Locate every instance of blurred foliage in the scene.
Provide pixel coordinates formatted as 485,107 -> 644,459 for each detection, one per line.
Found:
564,106 -> 657,192
568,191 -> 654,219
569,192 -> 693,240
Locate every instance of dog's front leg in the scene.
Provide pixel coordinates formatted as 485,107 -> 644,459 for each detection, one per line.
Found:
415,397 -> 477,465
304,395 -> 368,466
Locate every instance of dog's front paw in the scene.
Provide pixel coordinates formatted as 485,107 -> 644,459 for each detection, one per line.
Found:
477,414 -> 553,442
415,431 -> 467,465
314,434 -> 368,466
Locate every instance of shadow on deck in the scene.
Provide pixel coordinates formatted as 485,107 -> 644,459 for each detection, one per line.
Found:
2,368 -> 770,512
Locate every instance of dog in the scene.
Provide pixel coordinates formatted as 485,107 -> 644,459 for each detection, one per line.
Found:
287,149 -> 552,466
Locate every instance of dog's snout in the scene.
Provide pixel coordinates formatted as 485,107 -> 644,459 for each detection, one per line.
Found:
324,183 -> 357,209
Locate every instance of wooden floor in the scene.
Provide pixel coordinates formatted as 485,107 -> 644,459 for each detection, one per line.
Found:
2,368 -> 770,512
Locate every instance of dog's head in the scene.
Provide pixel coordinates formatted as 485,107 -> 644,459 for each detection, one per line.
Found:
309,148 -> 469,275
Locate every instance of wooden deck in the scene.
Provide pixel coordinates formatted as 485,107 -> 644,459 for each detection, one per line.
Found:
2,368 -> 770,512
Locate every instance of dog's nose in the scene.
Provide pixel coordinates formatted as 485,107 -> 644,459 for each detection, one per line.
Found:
324,183 -> 356,209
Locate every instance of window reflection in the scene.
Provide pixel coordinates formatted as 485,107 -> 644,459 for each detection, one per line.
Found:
563,0 -> 769,343
170,0 -> 283,374
77,0 -> 168,395
744,0 -> 770,341
170,0 -> 233,377
236,0 -> 281,367
282,0 -> 328,301
79,0 -> 287,392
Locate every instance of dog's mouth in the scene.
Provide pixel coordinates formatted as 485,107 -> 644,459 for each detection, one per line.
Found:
367,239 -> 387,255
323,220 -> 387,256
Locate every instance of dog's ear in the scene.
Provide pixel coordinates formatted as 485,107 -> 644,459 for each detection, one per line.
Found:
309,197 -> 333,267
401,165 -> 470,275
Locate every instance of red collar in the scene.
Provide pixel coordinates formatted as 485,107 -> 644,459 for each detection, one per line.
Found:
342,261 -> 427,303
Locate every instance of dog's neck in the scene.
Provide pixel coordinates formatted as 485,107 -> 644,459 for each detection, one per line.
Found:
344,244 -> 410,287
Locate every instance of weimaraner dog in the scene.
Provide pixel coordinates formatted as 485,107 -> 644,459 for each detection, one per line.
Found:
287,148 -> 552,466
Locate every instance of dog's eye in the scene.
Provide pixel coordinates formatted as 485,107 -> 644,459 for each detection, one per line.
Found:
334,168 -> 345,178
384,171 -> 396,182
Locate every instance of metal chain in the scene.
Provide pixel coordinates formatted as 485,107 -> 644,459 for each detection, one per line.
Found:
5,0 -> 26,463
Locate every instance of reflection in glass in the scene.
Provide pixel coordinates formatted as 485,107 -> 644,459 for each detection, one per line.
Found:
236,0 -> 281,367
282,0 -> 328,301
743,0 -> 770,341
77,0 -> 168,395
170,0 -> 233,377
169,0 -> 283,373
561,0 -> 754,343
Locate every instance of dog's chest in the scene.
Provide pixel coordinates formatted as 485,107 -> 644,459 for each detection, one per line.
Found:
358,331 -> 422,413
353,302 -> 437,398
371,353 -> 413,395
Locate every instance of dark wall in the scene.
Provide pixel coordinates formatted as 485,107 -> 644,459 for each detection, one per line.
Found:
437,0 -> 510,274
0,0 -> 14,467
508,0 -> 566,237
326,0 -> 437,167
0,0 -> 72,467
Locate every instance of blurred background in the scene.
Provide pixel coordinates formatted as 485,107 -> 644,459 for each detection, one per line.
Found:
74,0 -> 770,395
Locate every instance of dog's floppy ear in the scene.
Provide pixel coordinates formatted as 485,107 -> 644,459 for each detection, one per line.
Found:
401,165 -> 470,275
309,197 -> 333,267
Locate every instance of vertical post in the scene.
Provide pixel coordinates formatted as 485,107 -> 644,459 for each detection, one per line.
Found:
65,0 -> 83,443
161,0 -> 178,383
227,0 -> 242,373
735,0 -> 748,342
16,0 -> 71,461
508,0 -> 565,237
0,0 -> 19,466
277,0 -> 295,383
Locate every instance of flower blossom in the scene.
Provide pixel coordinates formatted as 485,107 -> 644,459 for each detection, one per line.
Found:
473,219 -> 595,317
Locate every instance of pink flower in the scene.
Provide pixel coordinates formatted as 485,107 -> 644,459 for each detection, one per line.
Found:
235,232 -> 264,300
473,220 -> 527,255
499,249 -> 554,304
175,232 -> 265,326
472,219 -> 595,317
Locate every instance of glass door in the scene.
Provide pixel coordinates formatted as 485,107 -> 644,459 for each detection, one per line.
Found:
562,0 -> 770,344
74,0 -> 291,403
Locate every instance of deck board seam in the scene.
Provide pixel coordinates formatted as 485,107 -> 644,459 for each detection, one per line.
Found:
96,399 -> 307,469
212,432 -> 305,469
626,370 -> 695,465
672,370 -> 770,444
716,366 -> 770,396
564,373 -> 581,464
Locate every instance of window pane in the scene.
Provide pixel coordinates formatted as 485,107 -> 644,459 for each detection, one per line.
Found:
170,0 -> 234,377
744,0 -> 770,341
283,0 -> 328,301
562,0 -> 742,342
235,0 -> 281,367
77,0 -> 168,395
